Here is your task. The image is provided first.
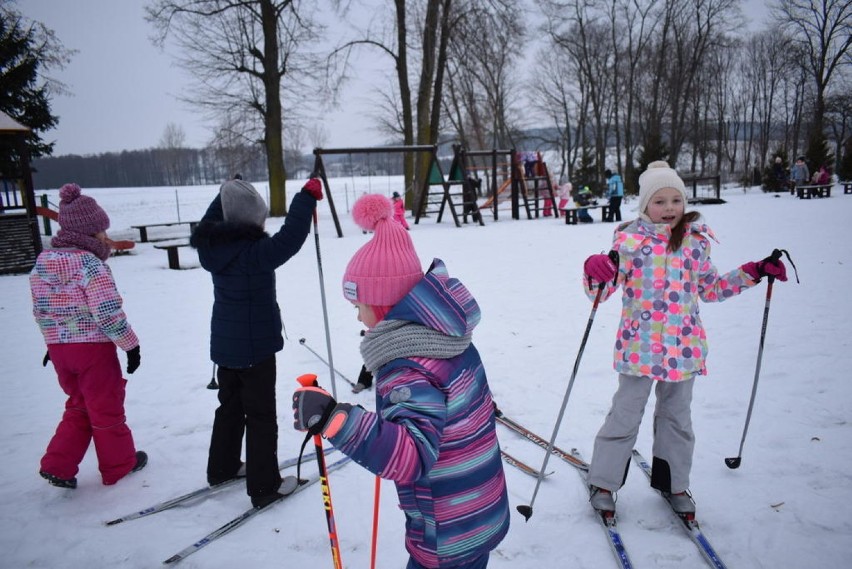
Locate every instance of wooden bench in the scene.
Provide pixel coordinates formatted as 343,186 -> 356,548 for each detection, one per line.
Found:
153,240 -> 192,270
561,205 -> 611,225
842,181 -> 852,195
795,184 -> 831,199
131,221 -> 199,243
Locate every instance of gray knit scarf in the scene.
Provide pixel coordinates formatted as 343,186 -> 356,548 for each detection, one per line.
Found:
360,319 -> 472,373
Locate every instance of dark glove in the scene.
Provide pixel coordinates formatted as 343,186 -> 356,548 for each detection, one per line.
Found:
302,178 -> 323,201
126,346 -> 141,374
42,350 -> 50,367
292,385 -> 352,438
742,257 -> 787,282
584,253 -> 617,283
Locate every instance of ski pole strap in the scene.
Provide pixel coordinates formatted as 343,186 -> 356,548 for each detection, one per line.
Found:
607,249 -> 620,286
296,431 -> 312,484
773,248 -> 800,283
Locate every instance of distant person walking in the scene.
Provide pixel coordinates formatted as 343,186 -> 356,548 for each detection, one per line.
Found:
31,183 -> 147,490
604,169 -> 624,222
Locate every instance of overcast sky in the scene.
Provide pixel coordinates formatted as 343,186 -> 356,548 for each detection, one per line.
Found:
19,0 -> 768,157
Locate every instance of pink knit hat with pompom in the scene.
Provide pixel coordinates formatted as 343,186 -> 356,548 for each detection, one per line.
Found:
57,183 -> 110,235
342,194 -> 423,306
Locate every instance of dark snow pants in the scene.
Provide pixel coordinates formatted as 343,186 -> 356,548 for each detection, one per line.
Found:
207,355 -> 281,499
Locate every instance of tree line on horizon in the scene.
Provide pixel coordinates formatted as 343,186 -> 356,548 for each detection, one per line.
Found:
4,1 -> 851,203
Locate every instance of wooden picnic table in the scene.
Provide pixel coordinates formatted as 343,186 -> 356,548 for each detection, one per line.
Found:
131,221 -> 198,243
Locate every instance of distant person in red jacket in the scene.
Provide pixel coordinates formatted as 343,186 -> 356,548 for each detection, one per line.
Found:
392,191 -> 410,230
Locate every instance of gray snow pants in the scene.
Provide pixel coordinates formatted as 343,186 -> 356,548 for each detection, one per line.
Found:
588,374 -> 695,494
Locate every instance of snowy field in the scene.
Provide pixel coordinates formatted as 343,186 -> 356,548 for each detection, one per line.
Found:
1,175 -> 851,568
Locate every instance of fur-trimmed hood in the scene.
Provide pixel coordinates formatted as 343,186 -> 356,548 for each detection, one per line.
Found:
190,220 -> 268,273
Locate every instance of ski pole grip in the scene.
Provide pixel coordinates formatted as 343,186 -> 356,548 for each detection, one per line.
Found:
607,250 -> 620,286
297,373 -> 319,388
770,248 -> 782,262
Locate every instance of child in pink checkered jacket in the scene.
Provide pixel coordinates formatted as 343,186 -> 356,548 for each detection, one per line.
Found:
30,183 -> 146,490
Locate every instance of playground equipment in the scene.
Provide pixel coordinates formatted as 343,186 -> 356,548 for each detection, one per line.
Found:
464,148 -> 559,221
311,145 -> 466,234
0,111 -> 41,274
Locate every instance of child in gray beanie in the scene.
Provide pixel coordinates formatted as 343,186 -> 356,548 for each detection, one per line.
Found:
191,176 -> 323,509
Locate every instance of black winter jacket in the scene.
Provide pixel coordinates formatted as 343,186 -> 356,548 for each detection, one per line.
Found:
190,190 -> 315,368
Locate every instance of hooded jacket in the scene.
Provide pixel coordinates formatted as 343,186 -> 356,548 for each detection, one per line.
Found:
30,249 -> 138,351
190,191 -> 314,368
607,173 -> 624,198
329,259 -> 510,568
585,218 -> 757,382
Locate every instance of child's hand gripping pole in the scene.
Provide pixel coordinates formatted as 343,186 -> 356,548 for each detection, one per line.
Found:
294,373 -> 344,569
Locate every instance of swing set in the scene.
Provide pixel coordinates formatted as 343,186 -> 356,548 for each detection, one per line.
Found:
309,144 -> 559,237
311,145 -> 471,236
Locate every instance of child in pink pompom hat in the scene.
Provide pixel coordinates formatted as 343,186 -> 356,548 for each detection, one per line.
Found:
292,193 -> 510,568
342,193 -> 423,324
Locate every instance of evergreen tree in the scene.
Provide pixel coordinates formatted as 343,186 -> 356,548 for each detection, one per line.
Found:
0,3 -> 69,174
762,147 -> 790,193
804,131 -> 834,178
633,131 -> 670,192
837,137 -> 852,181
573,139 -> 598,195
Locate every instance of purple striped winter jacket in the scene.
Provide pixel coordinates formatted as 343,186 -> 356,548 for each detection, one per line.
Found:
328,259 -> 510,568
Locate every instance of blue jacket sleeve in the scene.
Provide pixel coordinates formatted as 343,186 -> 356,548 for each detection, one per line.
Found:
249,190 -> 316,269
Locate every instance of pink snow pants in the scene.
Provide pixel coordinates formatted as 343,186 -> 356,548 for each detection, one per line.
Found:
40,342 -> 137,485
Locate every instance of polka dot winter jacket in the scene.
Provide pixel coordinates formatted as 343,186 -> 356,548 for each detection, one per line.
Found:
585,218 -> 757,382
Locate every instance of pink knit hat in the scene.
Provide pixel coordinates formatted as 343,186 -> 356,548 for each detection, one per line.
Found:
57,183 -> 110,235
342,194 -> 423,306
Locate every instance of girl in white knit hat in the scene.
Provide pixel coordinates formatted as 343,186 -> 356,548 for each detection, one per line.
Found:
580,161 -> 788,518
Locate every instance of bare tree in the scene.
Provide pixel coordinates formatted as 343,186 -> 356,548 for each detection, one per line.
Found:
606,0 -> 657,189
146,0 -> 327,215
531,47 -> 582,182
774,0 -> 852,137
544,1 -> 617,182
158,122 -> 188,185
443,0 -> 526,151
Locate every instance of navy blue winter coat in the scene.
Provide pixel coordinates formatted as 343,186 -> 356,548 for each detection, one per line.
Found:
190,191 -> 315,368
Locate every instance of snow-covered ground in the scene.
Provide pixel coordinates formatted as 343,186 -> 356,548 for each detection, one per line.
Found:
1,177 -> 850,568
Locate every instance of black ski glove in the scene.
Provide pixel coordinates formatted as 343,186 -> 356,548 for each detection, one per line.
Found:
126,346 -> 141,374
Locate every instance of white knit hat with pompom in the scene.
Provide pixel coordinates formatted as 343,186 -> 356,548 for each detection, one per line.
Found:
637,160 -> 687,215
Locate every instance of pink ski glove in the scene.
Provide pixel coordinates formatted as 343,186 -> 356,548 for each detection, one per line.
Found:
742,259 -> 787,282
584,253 -> 617,283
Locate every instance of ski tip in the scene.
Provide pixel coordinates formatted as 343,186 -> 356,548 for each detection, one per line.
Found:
724,457 -> 741,469
163,555 -> 180,564
516,504 -> 533,522
104,519 -> 122,526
